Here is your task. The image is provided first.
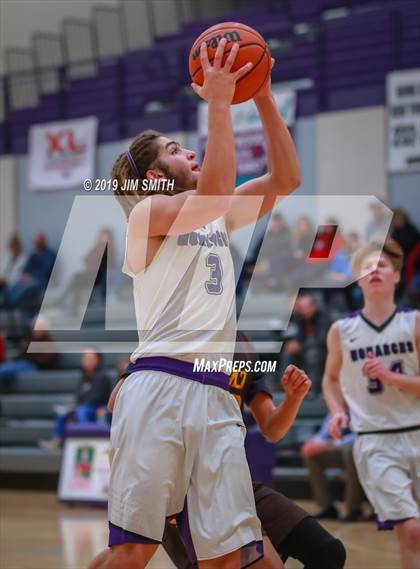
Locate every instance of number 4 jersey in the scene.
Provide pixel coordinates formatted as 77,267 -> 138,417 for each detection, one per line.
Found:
337,307 -> 419,433
123,216 -> 236,365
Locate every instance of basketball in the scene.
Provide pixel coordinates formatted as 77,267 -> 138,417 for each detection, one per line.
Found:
189,22 -> 271,105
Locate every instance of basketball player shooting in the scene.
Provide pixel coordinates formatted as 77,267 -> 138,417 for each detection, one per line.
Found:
322,238 -> 420,569
89,37 -> 300,569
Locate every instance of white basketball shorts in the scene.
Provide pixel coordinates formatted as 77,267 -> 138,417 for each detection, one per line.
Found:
353,428 -> 420,529
107,357 -> 262,564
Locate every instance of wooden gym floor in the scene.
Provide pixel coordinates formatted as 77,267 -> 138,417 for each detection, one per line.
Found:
0,491 -> 400,569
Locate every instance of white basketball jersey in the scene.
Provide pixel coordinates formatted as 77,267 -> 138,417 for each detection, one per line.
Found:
338,308 -> 419,432
123,216 -> 236,365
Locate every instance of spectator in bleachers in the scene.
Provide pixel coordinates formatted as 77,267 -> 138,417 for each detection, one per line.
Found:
279,294 -> 330,393
62,228 -> 116,313
288,215 -> 328,286
390,208 -> 419,258
0,233 -> 27,306
0,330 -> 5,363
0,317 -> 57,388
301,413 -> 367,522
329,232 -> 360,283
251,212 -> 292,293
403,242 -> 420,308
365,200 -> 389,240
325,232 -> 363,311
391,208 -> 419,296
40,347 -> 111,449
5,232 -> 56,309
292,215 -> 315,262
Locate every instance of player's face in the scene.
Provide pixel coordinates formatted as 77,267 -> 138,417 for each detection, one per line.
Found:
152,137 -> 200,190
357,252 -> 400,299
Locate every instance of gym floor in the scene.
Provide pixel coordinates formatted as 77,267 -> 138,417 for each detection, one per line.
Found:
0,491 -> 400,568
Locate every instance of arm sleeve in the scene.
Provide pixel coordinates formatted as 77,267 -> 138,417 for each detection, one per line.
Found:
244,372 -> 273,407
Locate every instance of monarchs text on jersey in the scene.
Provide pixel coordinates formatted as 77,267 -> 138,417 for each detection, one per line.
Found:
337,308 -> 419,432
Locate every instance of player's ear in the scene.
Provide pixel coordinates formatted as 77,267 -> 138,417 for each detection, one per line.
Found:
394,270 -> 401,286
145,168 -> 165,181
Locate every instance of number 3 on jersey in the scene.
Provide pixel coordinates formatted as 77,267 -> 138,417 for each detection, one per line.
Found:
367,361 -> 403,394
205,253 -> 223,295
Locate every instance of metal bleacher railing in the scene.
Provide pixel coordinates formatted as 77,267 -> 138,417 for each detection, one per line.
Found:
1,0 -> 419,155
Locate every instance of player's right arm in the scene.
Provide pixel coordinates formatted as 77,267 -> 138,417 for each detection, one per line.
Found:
129,40 -> 252,239
322,322 -> 349,439
248,365 -> 311,443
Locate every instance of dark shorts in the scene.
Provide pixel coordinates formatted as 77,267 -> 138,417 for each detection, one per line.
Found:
162,481 -> 309,569
252,481 -> 309,548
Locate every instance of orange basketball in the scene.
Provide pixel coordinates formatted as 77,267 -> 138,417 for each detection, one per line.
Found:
189,22 -> 271,105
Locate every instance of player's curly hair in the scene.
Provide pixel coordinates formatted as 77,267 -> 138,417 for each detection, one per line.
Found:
351,237 -> 404,275
112,129 -> 170,219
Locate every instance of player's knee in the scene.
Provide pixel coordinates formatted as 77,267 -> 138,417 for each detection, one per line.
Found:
318,536 -> 346,569
108,543 -> 156,568
399,519 -> 420,550
199,549 -> 240,569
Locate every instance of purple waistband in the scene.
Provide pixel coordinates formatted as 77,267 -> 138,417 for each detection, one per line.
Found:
125,357 -> 230,391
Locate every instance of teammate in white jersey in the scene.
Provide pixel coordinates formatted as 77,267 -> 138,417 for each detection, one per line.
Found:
89,38 -> 300,569
323,238 -> 420,569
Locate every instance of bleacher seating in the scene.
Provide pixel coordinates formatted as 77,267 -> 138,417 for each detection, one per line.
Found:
1,0 -> 419,154
0,360 -> 118,475
0,326 -> 328,495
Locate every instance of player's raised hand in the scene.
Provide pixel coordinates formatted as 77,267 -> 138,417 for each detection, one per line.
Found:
328,411 -> 349,439
281,364 -> 312,401
253,57 -> 275,101
191,39 -> 253,105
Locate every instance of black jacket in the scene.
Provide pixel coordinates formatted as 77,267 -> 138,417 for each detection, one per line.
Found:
76,370 -> 110,406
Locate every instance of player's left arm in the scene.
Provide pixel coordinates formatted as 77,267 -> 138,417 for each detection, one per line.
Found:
107,378 -> 125,412
248,365 -> 311,443
362,313 -> 420,397
225,60 -> 301,232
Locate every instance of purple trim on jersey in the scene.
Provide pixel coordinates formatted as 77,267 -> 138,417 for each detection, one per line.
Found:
126,357 -> 230,391
376,516 -> 411,531
396,305 -> 416,313
347,309 -> 361,319
344,304 -> 414,321
242,540 -> 264,568
108,521 -> 161,546
173,503 -> 263,568
360,307 -> 398,333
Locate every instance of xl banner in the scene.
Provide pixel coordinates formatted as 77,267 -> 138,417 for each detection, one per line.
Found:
28,116 -> 98,190
387,69 -> 420,173
198,88 -> 296,177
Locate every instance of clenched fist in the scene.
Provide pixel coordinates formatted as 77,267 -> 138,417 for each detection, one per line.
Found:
281,365 -> 312,401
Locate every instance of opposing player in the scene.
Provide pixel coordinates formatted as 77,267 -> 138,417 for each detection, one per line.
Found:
323,238 -> 420,569
108,331 -> 346,569
89,37 -> 301,569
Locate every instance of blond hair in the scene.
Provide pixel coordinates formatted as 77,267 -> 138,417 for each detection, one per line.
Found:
351,237 -> 404,275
